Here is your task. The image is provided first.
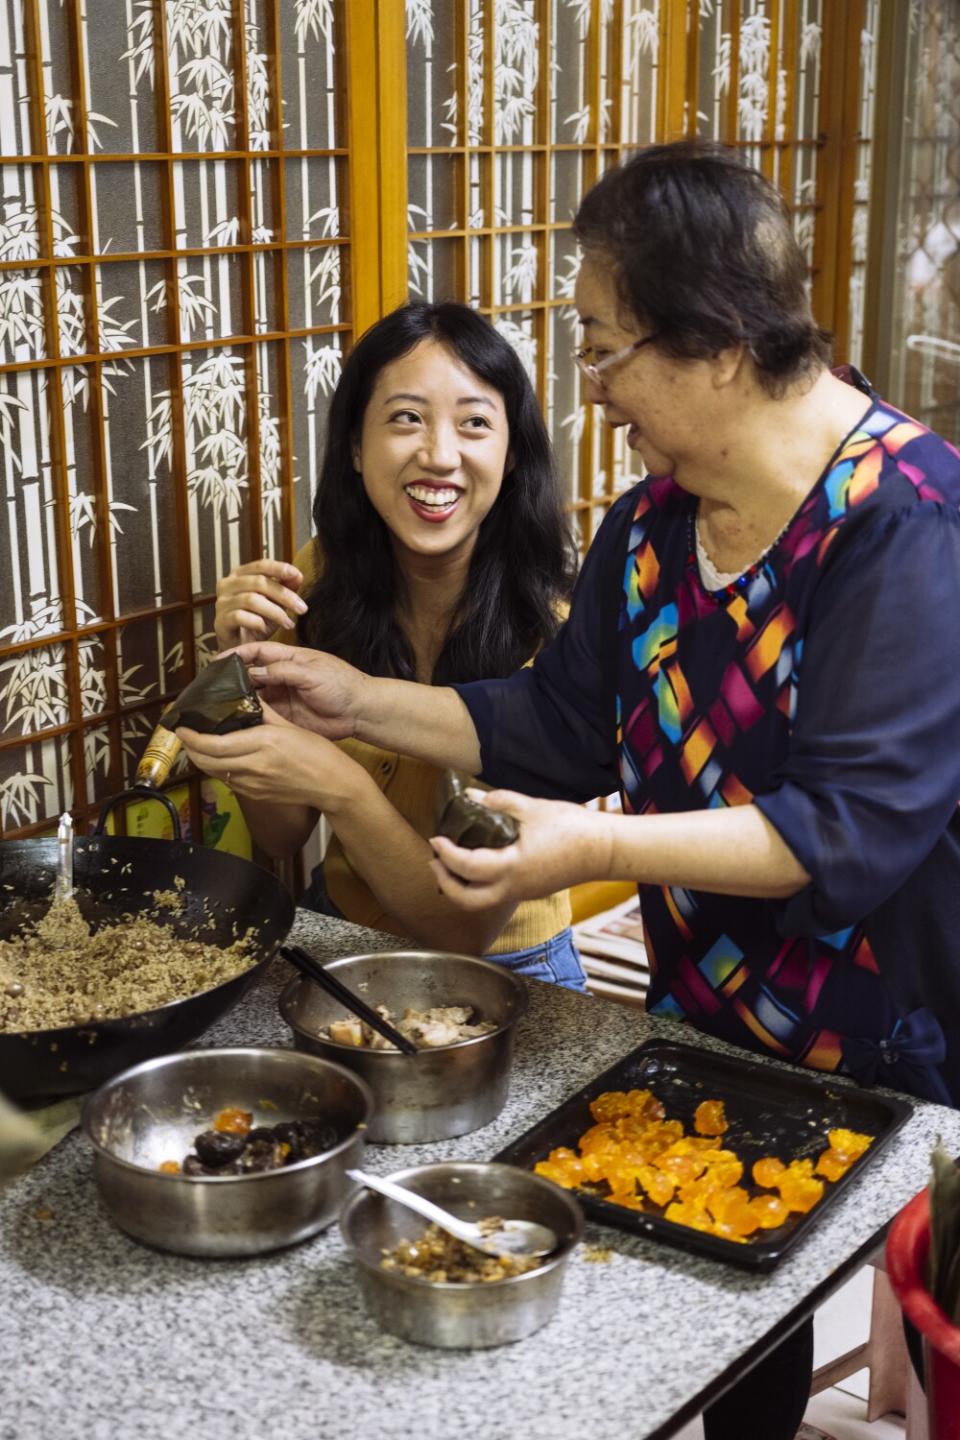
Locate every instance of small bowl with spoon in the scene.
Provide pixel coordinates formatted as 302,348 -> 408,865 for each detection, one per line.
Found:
339,1160 -> 583,1349
346,1166 -> 557,1257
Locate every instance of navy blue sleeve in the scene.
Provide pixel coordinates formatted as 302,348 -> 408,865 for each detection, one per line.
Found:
755,503 -> 960,935
452,488 -> 638,803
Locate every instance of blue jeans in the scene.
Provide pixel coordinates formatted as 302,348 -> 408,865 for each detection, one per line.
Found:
302,866 -> 587,993
490,928 -> 588,992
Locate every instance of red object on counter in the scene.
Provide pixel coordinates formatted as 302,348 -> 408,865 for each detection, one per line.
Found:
886,1187 -> 960,1440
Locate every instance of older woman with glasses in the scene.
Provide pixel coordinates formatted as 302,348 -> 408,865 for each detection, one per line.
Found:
574,330 -> 662,385
205,140 -> 960,1439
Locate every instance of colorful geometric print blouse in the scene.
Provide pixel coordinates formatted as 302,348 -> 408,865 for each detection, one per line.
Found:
456,399 -> 960,1105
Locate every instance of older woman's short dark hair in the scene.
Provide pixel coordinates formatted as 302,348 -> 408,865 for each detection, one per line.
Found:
573,140 -> 832,395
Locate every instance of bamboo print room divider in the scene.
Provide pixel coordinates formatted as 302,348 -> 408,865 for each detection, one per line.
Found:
0,0 -> 358,839
864,0 -> 960,444
0,0 -> 881,840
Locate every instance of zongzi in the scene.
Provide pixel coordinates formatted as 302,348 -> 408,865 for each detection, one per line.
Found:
434,769 -> 519,849
136,654 -> 263,788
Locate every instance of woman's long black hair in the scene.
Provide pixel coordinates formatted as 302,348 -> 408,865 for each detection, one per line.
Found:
302,302 -> 575,684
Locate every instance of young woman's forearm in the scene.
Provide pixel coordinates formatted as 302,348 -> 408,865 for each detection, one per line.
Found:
603,803 -> 810,898
236,796 -> 319,860
327,773 -> 516,954
355,677 -> 482,774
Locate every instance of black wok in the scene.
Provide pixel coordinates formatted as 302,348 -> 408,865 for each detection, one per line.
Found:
0,823 -> 295,1104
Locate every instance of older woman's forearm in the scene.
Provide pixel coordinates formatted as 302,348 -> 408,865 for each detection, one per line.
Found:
355,676 -> 482,774
605,803 -> 810,899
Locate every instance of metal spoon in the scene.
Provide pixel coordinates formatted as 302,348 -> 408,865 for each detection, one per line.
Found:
346,1168 -> 557,1259
54,811 -> 74,903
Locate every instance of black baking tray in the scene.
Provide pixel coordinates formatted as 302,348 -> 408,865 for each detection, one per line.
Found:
493,1039 -> 914,1271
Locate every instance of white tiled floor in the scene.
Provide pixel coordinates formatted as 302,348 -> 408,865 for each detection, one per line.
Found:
669,1269 -> 908,1439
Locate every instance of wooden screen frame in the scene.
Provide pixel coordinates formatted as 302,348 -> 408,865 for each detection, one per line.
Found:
0,0 -> 381,838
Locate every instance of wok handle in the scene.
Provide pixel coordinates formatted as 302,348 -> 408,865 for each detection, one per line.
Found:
93,786 -> 183,841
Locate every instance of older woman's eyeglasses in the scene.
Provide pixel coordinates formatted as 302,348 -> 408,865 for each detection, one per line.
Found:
574,333 -> 660,386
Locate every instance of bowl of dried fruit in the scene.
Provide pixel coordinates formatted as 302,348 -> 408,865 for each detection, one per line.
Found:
83,1046 -> 373,1256
279,952 -> 529,1144
340,1161 -> 583,1349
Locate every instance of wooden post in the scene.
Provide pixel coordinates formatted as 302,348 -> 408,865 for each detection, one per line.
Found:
376,0 -> 410,314
345,0 -> 408,332
657,0 -> 689,141
811,0 -> 867,361
861,0 -> 910,395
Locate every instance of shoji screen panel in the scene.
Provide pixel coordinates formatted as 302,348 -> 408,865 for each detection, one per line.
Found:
404,0 -> 662,554
0,0 -> 356,838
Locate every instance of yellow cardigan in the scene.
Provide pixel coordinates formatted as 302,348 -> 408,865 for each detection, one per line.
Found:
287,538 -> 571,954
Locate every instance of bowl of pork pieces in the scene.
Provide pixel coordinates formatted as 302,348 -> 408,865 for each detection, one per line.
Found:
279,950 -> 528,1143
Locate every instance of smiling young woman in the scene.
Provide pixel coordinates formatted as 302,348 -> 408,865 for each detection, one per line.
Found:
192,302 -> 584,988
346,336 -> 512,607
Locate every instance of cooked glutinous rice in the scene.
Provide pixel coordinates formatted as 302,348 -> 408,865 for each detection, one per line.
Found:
0,895 -> 254,1032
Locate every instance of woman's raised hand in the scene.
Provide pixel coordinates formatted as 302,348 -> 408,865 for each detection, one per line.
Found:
226,642 -> 483,772
214,560 -> 307,650
228,642 -> 365,740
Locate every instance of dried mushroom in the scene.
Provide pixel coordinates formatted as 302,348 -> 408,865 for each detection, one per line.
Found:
161,1114 -> 340,1177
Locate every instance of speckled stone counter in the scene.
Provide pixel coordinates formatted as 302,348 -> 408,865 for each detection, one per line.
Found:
3,910 -> 959,1440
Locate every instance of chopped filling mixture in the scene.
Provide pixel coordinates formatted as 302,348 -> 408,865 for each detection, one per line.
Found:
325,1004 -> 496,1050
0,894 -> 255,1032
380,1219 -> 540,1283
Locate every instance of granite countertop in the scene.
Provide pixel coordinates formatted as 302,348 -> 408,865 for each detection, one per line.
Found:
3,909 -> 959,1440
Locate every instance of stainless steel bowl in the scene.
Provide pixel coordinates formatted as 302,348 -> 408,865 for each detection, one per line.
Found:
279,951 -> 528,1144
340,1161 -> 583,1349
83,1046 -> 373,1257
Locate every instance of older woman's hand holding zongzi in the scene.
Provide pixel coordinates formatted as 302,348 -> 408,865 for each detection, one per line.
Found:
431,790 -> 811,911
430,789 -> 616,907
225,642 -> 369,740
231,640 -> 482,773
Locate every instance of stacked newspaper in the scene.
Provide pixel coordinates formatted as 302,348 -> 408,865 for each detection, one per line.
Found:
572,894 -> 649,1008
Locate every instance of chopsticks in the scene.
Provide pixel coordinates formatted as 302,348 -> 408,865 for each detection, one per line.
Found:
279,945 -> 419,1056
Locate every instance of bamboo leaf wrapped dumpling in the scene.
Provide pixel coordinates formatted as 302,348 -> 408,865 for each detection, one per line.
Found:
157,653 -> 263,735
136,654 -> 263,789
434,770 -> 519,849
